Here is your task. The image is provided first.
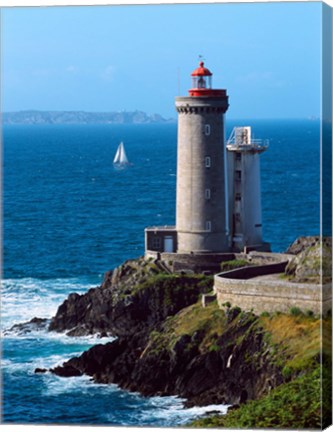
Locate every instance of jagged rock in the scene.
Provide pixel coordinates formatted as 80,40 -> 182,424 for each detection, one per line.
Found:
38,239 -> 326,411
5,317 -> 49,335
50,364 -> 83,377
285,236 -> 330,255
48,258 -> 212,337
34,368 -> 47,374
51,307 -> 283,408
285,236 -> 331,283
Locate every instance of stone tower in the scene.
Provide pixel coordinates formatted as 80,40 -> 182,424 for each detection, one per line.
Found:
175,62 -> 229,253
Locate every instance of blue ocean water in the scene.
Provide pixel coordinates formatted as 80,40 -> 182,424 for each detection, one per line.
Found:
2,120 -> 320,425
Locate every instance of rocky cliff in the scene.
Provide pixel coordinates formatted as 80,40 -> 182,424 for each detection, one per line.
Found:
48,258 -> 212,337
26,237 -> 330,427
50,303 -> 285,408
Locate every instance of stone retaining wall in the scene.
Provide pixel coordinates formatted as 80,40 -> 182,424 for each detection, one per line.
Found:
214,273 -> 332,315
145,251 -> 236,273
220,261 -> 288,280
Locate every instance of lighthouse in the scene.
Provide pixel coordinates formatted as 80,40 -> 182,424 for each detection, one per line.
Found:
144,61 -> 269,270
226,127 -> 270,252
175,61 -> 230,252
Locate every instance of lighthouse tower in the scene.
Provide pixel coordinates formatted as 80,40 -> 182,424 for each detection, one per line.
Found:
175,62 -> 229,253
226,127 -> 270,252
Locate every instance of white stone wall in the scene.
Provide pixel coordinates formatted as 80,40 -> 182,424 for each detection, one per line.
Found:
214,274 -> 332,315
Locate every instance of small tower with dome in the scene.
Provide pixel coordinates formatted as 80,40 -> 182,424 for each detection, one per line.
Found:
144,61 -> 269,271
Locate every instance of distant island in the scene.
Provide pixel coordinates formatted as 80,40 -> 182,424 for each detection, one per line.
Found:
2,110 -> 176,125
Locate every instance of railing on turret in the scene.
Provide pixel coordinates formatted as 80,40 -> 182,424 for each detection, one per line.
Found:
226,127 -> 269,152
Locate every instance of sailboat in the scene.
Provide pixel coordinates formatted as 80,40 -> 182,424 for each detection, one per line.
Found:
113,142 -> 130,169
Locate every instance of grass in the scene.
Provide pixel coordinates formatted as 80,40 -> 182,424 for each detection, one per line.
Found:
132,273 -> 213,295
188,313 -> 330,429
259,314 -> 321,374
220,259 -> 251,272
142,300 -> 227,357
170,301 -> 227,352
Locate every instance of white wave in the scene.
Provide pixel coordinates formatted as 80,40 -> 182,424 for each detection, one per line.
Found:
44,375 -> 120,397
41,373 -> 230,424
3,324 -> 115,345
2,353 -> 74,374
140,396 -> 230,424
45,331 -> 115,345
104,392 -> 230,426
1,276 -> 98,329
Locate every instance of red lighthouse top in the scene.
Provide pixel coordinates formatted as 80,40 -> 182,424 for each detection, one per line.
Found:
191,61 -> 213,77
189,61 -> 226,98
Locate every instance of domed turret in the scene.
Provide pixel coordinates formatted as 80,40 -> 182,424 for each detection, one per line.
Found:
191,61 -> 213,89
189,61 -> 226,97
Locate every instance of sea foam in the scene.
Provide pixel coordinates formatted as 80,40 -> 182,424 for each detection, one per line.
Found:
1,276 -> 98,330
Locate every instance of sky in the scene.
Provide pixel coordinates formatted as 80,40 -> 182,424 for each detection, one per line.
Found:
1,1 -> 323,119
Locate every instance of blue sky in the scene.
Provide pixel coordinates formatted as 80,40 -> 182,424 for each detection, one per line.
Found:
2,2 -> 322,119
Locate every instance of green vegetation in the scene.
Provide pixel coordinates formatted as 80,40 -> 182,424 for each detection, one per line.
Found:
289,306 -> 303,316
144,300 -> 227,355
260,313 -> 321,375
121,257 -> 331,430
188,310 -> 330,429
132,272 -> 213,296
190,367 -> 322,429
285,240 -> 332,284
220,259 -> 251,272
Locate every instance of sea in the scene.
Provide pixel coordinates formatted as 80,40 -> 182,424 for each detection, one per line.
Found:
2,119 -> 321,427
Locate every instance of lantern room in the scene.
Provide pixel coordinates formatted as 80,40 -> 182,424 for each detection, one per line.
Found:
189,61 -> 227,97
191,61 -> 212,89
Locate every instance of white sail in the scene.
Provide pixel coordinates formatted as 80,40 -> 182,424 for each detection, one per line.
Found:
113,142 -> 129,165
113,144 -> 121,163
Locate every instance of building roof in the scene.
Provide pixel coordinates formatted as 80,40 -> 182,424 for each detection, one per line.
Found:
191,61 -> 213,77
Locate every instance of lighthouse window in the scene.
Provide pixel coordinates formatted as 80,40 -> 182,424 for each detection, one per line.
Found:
205,189 -> 211,199
236,170 -> 242,180
236,153 -> 242,161
235,193 -> 241,201
152,237 -> 161,250
204,124 -> 211,136
198,76 -> 206,88
205,221 -> 212,232
205,157 -> 211,168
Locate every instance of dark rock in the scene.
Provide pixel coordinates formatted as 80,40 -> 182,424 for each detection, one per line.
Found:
45,254 -> 301,409
34,368 -> 47,374
5,317 -> 49,335
51,305 -> 283,409
49,258 -> 212,337
50,364 -> 83,377
226,306 -> 241,323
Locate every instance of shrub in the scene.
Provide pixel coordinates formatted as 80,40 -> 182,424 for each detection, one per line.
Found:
189,367 -> 322,429
261,311 -> 270,317
290,307 -> 303,317
208,343 -> 220,352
